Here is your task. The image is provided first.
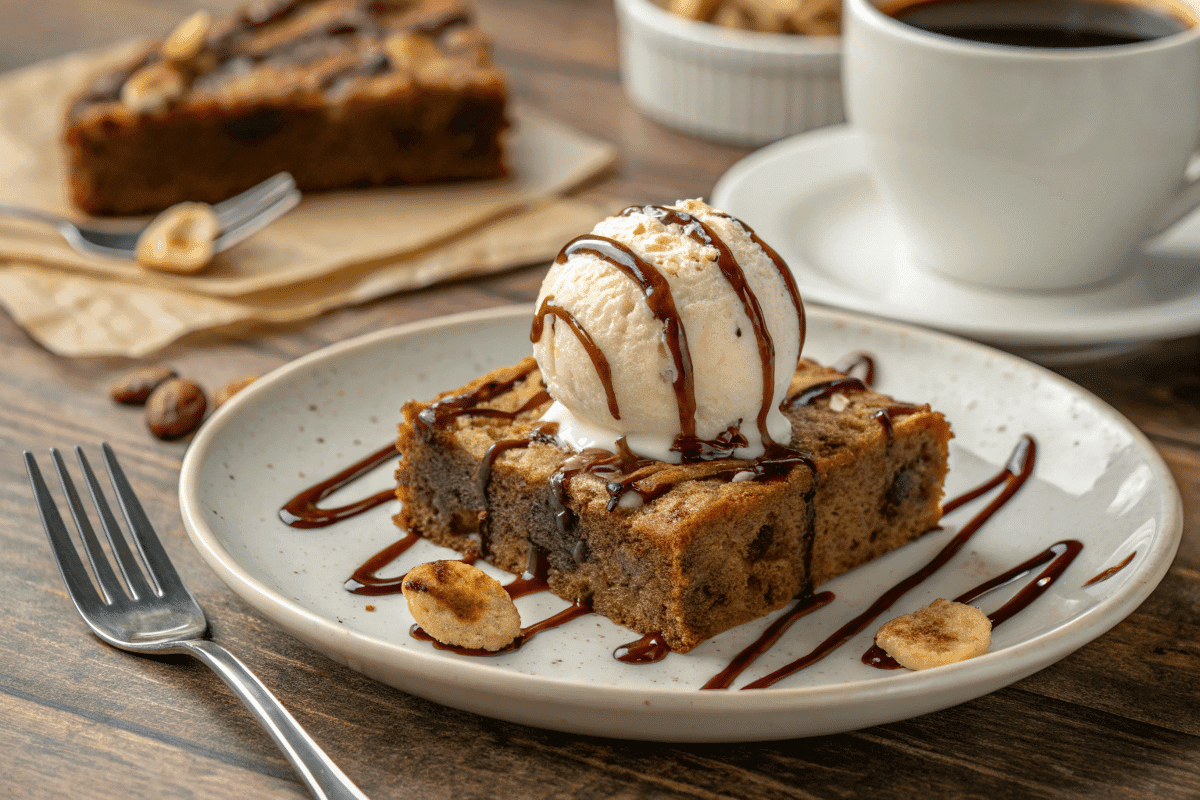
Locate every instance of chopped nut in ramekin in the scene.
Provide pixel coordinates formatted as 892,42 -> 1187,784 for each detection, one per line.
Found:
136,202 -> 220,274
402,560 -> 521,651
875,598 -> 991,670
668,0 -> 840,34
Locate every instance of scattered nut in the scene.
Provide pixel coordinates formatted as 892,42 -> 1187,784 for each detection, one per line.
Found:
729,0 -> 789,32
110,365 -> 178,405
440,27 -> 492,65
828,391 -> 850,412
144,378 -> 207,440
788,0 -> 840,35
874,598 -> 991,670
712,3 -> 751,28
402,560 -> 521,651
120,62 -> 186,113
669,0 -> 722,22
213,375 -> 260,408
136,202 -> 220,274
668,0 -> 840,34
161,10 -> 212,64
383,33 -> 441,72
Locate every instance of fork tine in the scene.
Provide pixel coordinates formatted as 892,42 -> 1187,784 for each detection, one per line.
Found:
211,173 -> 296,231
214,189 -> 301,253
99,443 -> 191,600
74,447 -> 157,601
23,452 -> 104,611
212,172 -> 292,216
49,449 -> 127,605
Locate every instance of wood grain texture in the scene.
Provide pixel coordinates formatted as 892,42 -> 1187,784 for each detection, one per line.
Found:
1,1 -> 1199,798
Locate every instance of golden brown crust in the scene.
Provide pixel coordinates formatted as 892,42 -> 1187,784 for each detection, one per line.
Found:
395,357 -> 952,652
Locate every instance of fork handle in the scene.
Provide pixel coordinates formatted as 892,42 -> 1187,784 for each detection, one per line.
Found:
181,640 -> 370,800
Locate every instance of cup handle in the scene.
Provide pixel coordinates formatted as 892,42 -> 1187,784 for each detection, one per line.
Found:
1146,167 -> 1200,238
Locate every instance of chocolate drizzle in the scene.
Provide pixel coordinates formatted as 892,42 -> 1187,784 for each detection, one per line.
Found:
711,210 -> 806,356
415,360 -> 542,436
531,295 -> 620,420
705,435 -> 1038,690
476,425 -> 559,555
614,631 -> 674,664
279,442 -> 398,528
786,377 -> 919,442
787,377 -> 870,408
1083,551 -> 1136,586
625,205 -> 780,452
344,531 -> 423,595
832,352 -> 876,386
863,538 -> 1084,669
410,600 -> 593,657
702,592 -> 835,689
554,234 -> 700,458
546,204 -> 809,464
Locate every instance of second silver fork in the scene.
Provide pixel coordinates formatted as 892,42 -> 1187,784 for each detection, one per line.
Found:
0,172 -> 299,260
25,444 -> 368,800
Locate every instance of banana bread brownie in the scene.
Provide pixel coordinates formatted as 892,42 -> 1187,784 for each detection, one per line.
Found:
395,355 -> 951,653
65,0 -> 508,215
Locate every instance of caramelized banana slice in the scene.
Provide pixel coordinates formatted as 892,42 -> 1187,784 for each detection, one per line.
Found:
403,560 -> 521,651
136,202 -> 219,274
875,598 -> 991,670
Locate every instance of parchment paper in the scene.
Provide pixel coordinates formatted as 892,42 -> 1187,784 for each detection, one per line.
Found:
0,199 -> 612,357
0,41 -> 615,296
0,42 -> 622,356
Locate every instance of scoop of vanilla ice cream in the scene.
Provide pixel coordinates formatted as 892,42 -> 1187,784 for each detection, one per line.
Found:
532,199 -> 802,463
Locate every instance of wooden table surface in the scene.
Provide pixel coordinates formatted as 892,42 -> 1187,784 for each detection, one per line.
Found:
2,1 -> 1199,798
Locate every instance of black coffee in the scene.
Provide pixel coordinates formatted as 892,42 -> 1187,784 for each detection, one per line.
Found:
881,0 -> 1193,48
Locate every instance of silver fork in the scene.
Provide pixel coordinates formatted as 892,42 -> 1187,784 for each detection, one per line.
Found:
0,172 -> 300,260
24,444 -> 368,800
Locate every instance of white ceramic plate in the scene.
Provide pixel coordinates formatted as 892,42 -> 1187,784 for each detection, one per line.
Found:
179,305 -> 1181,742
711,125 -> 1200,364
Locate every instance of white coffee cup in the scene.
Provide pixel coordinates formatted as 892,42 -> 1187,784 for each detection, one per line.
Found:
843,0 -> 1200,291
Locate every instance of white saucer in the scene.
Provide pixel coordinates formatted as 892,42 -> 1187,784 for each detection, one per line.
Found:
712,125 -> 1200,365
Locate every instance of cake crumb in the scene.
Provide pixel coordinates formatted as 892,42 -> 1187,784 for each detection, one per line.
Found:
364,604 -> 375,612
403,560 -> 521,651
875,598 -> 991,670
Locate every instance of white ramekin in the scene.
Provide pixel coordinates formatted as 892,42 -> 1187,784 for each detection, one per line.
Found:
614,0 -> 844,146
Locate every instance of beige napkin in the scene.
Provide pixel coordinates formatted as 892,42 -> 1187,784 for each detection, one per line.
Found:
0,200 -> 607,357
0,42 -> 621,356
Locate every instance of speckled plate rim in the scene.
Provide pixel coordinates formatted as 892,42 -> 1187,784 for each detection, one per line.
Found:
179,305 -> 1181,742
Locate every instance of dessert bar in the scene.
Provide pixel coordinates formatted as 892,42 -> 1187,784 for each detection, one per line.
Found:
395,356 -> 951,652
65,0 -> 508,215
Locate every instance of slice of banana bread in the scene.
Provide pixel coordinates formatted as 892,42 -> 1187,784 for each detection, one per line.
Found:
395,356 -> 951,652
65,0 -> 508,215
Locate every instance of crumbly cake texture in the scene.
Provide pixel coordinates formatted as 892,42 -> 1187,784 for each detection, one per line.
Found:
65,0 -> 508,215
395,357 -> 952,653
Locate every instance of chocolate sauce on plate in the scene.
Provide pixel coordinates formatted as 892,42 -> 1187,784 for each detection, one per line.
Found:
862,538 -> 1084,669
614,631 -> 674,664
706,435 -> 1037,689
1083,551 -> 1137,586
279,442 -> 398,528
